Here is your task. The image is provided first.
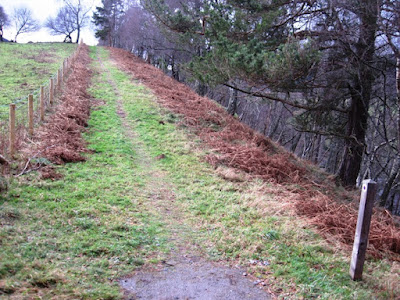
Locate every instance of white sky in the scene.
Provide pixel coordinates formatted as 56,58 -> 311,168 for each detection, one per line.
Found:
0,0 -> 101,45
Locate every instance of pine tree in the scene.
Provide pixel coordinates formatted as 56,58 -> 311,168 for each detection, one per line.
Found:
141,0 -> 381,186
92,0 -> 124,47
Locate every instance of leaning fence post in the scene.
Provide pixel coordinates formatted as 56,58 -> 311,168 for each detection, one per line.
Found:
40,86 -> 44,121
350,179 -> 377,280
9,103 -> 15,156
28,94 -> 34,136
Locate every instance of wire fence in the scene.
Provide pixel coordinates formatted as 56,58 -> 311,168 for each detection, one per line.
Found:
0,42 -> 83,159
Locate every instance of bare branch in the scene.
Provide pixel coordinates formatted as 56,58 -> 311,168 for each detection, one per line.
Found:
12,7 -> 40,42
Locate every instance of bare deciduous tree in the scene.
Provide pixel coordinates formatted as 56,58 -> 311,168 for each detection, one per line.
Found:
62,0 -> 91,43
46,6 -> 76,42
0,6 -> 9,42
12,7 -> 40,42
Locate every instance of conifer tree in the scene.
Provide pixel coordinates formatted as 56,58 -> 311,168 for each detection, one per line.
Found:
92,0 -> 124,47
142,0 -> 381,187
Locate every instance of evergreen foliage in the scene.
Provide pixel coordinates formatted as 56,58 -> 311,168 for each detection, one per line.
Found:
141,0 -> 382,187
92,0 -> 125,47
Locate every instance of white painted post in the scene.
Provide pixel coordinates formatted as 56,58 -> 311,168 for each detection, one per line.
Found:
350,179 -> 377,280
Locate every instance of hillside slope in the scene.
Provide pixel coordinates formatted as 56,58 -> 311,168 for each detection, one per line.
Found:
109,47 -> 400,259
0,43 -> 77,106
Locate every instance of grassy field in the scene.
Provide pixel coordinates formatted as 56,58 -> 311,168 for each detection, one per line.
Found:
0,46 -> 399,299
0,43 -> 76,110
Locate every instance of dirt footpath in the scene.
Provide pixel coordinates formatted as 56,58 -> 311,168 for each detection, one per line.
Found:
120,254 -> 270,300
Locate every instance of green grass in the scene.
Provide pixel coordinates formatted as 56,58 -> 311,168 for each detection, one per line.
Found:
0,46 -> 170,298
0,43 -> 76,110
0,45 -> 398,299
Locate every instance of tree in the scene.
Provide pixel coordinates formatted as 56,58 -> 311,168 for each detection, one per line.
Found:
92,0 -> 125,47
118,2 -> 198,78
0,6 -> 9,42
12,7 -> 40,42
376,0 -> 400,209
62,0 -> 91,43
142,0 -> 382,187
46,6 -> 77,42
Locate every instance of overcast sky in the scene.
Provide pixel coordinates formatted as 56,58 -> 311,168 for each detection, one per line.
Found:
0,0 -> 101,45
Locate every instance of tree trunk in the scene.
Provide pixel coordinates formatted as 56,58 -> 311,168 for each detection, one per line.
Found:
196,81 -> 208,96
380,159 -> 400,207
338,88 -> 370,186
171,59 -> 179,81
338,0 -> 378,186
227,84 -> 238,115
76,25 -> 80,43
397,57 -> 400,153
394,192 -> 400,215
381,57 -> 400,208
267,102 -> 284,139
312,133 -> 322,164
290,133 -> 301,153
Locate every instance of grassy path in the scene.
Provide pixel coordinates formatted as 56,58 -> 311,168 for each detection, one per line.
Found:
0,46 -> 398,299
95,46 -> 201,255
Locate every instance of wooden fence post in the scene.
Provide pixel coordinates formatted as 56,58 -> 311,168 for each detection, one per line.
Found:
57,69 -> 61,89
40,86 -> 44,121
350,179 -> 377,280
9,103 -> 15,156
28,94 -> 34,136
49,78 -> 54,105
